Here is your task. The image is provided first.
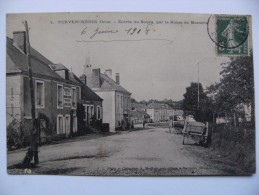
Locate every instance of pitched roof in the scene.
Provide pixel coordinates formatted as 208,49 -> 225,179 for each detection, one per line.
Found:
70,72 -> 103,102
137,110 -> 150,118
131,102 -> 147,109
6,37 -> 62,80
81,85 -> 103,102
146,102 -> 163,109
49,63 -> 69,71
146,102 -> 175,110
98,73 -> 131,94
7,36 -> 103,102
164,104 -> 173,109
129,110 -> 150,118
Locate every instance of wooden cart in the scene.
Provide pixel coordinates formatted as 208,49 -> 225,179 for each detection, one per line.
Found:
182,117 -> 210,147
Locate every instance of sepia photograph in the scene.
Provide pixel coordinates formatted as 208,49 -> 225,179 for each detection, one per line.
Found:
6,12 -> 255,176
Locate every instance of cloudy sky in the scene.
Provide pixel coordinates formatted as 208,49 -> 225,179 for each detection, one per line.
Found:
7,13 -> 230,101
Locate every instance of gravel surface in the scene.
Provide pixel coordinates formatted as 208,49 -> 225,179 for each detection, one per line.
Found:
7,127 -> 248,176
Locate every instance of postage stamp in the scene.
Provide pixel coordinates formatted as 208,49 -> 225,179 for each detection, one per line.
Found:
206,14 -> 250,56
216,15 -> 249,55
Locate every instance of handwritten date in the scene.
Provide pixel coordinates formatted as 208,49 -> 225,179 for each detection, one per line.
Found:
81,24 -> 152,39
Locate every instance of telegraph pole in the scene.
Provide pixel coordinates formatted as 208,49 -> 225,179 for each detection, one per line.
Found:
197,62 -> 200,109
25,20 -> 39,164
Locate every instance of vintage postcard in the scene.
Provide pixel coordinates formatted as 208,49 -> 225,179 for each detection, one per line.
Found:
6,12 -> 255,176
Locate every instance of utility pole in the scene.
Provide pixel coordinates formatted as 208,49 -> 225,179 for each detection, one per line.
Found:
25,20 -> 39,164
197,62 -> 200,109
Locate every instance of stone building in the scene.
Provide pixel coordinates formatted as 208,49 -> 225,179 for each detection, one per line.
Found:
6,32 -> 103,143
80,60 -> 131,132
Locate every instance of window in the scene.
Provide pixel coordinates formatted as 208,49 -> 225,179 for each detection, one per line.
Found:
124,97 -> 127,109
116,94 -> 119,111
128,97 -> 131,109
121,96 -> 123,108
97,106 -> 101,120
57,115 -> 64,134
36,80 -> 44,108
71,87 -> 77,108
57,84 -> 63,109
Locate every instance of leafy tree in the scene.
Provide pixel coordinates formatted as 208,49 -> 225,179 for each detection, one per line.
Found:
207,52 -> 254,123
182,82 -> 206,111
182,82 -> 211,122
131,98 -> 137,103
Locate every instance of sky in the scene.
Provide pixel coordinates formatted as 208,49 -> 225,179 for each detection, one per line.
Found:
6,12 -> 230,101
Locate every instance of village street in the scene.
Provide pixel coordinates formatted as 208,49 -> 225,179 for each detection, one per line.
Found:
7,126 -> 246,176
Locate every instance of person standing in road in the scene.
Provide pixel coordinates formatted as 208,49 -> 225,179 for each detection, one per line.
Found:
169,118 -> 173,134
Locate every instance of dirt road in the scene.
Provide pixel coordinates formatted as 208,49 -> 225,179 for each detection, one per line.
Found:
7,127 -> 247,176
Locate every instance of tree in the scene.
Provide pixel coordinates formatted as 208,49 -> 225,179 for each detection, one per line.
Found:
131,98 -> 137,103
207,52 -> 254,124
182,82 -> 207,111
182,82 -> 211,122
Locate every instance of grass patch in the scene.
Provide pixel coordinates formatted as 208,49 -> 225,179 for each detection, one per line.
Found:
211,123 -> 255,174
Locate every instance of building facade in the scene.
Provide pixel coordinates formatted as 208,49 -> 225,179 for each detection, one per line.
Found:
6,32 -> 103,144
146,102 -> 179,122
80,63 -> 131,132
130,102 -> 150,124
146,102 -> 162,123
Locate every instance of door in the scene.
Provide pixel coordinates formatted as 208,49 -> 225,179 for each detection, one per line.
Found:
84,104 -> 94,125
65,115 -> 70,136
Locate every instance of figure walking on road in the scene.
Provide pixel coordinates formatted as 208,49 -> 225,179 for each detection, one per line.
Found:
169,118 -> 173,134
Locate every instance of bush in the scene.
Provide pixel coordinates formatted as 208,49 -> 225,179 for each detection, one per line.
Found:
211,123 -> 255,173
7,119 -> 25,150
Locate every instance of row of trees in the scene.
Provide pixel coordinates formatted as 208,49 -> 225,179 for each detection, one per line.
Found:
182,52 -> 254,124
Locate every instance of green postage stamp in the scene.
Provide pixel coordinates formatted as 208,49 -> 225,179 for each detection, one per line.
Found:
216,15 -> 249,55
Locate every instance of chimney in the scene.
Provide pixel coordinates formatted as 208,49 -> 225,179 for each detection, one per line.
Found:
79,75 -> 87,85
116,73 -> 120,85
13,31 -> 26,53
92,69 -> 101,88
104,69 -> 112,78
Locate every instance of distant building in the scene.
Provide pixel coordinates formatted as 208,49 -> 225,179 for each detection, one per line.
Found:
130,102 -> 150,124
131,102 -> 147,112
146,102 -> 162,122
129,110 -> 150,124
165,104 -> 174,120
80,60 -> 131,132
146,102 -> 180,122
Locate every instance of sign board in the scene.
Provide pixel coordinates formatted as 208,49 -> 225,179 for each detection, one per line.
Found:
63,87 -> 71,107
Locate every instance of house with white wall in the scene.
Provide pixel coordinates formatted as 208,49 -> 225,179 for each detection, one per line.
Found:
146,102 -> 177,122
146,102 -> 162,123
80,61 -> 131,132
